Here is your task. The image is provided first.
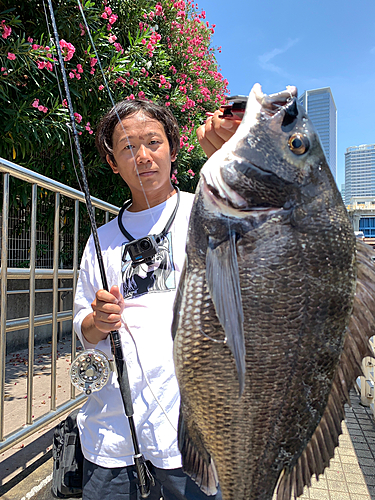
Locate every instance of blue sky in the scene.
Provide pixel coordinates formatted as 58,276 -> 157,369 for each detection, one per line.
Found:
200,0 -> 375,188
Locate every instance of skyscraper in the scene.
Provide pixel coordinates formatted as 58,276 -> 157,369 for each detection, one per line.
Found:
298,87 -> 337,179
345,144 -> 375,205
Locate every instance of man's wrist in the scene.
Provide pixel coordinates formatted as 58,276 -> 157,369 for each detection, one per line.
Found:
81,313 -> 104,345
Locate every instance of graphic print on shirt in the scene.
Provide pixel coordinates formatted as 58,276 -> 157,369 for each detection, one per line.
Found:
121,232 -> 175,299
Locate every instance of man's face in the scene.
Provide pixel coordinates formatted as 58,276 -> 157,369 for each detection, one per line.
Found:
107,111 -> 176,208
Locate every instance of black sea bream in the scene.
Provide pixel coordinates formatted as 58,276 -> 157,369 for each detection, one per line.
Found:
172,84 -> 375,500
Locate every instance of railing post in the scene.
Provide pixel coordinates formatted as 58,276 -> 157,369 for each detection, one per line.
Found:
26,184 -> 37,424
51,192 -> 60,412
0,173 -> 9,441
71,199 -> 79,399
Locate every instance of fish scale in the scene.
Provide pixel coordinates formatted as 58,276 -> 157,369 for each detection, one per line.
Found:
172,84 -> 375,500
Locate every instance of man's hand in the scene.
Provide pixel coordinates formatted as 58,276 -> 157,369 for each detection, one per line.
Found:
197,110 -> 241,158
81,285 -> 125,345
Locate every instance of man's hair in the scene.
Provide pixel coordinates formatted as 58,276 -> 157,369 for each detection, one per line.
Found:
95,99 -> 180,165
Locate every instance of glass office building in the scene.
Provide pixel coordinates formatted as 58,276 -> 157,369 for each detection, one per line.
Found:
345,144 -> 375,206
298,87 -> 337,180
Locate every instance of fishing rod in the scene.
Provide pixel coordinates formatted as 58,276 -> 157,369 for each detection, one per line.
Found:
46,1 -> 154,496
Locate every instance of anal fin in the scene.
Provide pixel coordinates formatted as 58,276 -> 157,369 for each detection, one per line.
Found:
178,407 -> 219,496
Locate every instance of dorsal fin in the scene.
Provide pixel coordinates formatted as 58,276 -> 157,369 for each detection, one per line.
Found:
276,240 -> 375,500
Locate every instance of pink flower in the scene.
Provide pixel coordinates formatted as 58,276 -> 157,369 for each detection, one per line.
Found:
77,64 -> 83,73
7,52 -> 16,60
69,72 -> 75,79
98,85 -> 104,90
37,61 -> 46,69
62,99 -> 67,107
79,23 -> 86,36
127,94 -> 135,100
59,39 -> 75,61
42,107 -> 48,113
138,91 -> 145,99
160,75 -> 166,84
38,105 -> 44,111
108,14 -> 118,25
101,12 -> 108,19
46,61 -> 53,71
32,99 -> 39,108
27,37 -> 33,43
114,42 -> 123,53
1,67 -> 6,72
85,122 -> 93,134
155,3 -> 163,16
90,57 -> 98,67
1,21 -> 11,39
165,102 -> 171,106
74,112 -> 82,123
108,35 -> 117,43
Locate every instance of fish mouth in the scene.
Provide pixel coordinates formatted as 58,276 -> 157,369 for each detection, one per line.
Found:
253,84 -> 298,119
200,83 -> 300,219
201,174 -> 283,219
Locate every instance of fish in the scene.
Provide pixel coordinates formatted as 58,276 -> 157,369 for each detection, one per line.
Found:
172,83 -> 375,500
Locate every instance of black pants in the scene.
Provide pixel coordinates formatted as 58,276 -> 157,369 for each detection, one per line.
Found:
82,458 -> 222,500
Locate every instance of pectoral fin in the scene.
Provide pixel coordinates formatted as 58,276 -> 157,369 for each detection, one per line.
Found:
206,232 -> 245,395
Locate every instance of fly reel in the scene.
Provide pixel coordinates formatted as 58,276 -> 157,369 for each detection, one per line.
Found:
70,349 -> 111,395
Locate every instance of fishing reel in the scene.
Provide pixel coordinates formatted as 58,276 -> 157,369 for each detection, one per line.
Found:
70,349 -> 112,395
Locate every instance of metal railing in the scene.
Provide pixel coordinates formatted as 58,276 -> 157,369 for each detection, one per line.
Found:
359,337 -> 375,419
0,157 -> 120,453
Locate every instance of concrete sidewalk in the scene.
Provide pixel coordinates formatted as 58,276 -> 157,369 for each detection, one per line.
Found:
1,337 -> 374,499
298,393 -> 375,500
0,336 -> 83,499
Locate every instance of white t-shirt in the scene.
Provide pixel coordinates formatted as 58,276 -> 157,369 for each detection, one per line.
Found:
74,191 -> 195,469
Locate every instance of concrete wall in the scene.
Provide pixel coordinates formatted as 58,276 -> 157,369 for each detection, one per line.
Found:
5,278 -> 74,354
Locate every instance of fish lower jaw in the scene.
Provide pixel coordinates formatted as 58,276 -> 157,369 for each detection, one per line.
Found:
201,176 -> 250,218
201,177 -> 283,220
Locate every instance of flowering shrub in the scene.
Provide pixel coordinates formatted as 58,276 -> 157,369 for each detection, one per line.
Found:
0,0 -> 228,205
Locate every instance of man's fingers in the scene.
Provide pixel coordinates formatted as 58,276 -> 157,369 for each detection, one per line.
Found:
197,110 -> 242,158
94,318 -> 122,333
204,115 -> 226,150
96,289 -> 119,304
196,126 -> 218,159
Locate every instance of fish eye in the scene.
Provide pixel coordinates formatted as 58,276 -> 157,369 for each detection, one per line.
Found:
288,133 -> 309,155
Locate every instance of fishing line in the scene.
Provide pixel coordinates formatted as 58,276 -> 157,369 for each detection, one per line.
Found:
41,0 -> 84,194
199,329 -> 226,344
127,329 -> 178,433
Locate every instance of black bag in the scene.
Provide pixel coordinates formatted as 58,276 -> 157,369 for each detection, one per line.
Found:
51,408 -> 84,498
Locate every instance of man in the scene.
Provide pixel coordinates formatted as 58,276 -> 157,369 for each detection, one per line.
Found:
73,99 -> 239,500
